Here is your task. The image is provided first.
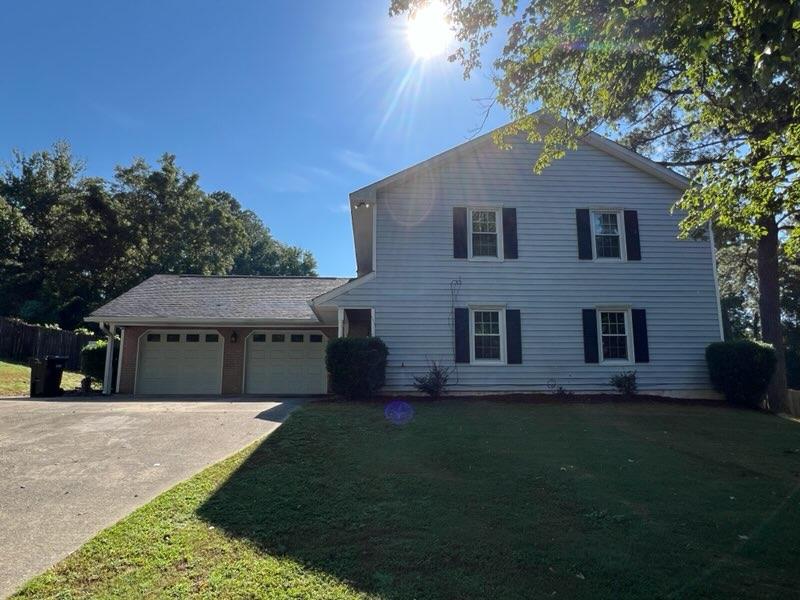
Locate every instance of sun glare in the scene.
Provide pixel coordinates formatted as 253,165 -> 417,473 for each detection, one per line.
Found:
407,1 -> 452,59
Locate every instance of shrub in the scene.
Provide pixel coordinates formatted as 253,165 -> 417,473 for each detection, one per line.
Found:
80,339 -> 119,383
325,337 -> 389,399
413,360 -> 453,398
705,340 -> 776,408
610,370 -> 637,396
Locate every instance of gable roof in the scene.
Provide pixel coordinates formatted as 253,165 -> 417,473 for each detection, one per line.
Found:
86,275 -> 351,324
350,115 -> 689,200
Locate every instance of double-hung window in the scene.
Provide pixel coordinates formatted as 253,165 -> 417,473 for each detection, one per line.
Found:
470,307 -> 506,363
598,309 -> 631,362
592,211 -> 623,259
469,208 -> 502,259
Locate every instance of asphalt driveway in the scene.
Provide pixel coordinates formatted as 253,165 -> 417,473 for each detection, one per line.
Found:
0,398 -> 303,597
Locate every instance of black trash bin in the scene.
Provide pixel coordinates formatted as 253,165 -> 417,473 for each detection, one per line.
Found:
39,355 -> 67,397
29,358 -> 46,397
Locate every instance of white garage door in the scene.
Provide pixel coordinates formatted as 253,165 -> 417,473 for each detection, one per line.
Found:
245,331 -> 327,395
136,330 -> 223,394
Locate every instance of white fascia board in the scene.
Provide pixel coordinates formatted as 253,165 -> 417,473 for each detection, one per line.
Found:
310,271 -> 376,306
84,316 -> 331,327
580,131 -> 689,191
350,114 -> 689,199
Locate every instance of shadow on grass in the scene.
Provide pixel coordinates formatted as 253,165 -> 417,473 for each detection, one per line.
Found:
196,401 -> 800,600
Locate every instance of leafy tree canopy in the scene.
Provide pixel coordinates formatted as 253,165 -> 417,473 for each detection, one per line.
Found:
0,143 -> 317,329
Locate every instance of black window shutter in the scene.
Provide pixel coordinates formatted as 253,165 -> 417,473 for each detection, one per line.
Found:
582,309 -> 599,363
502,207 -> 518,259
624,210 -> 641,261
632,309 -> 649,363
454,308 -> 470,363
576,209 -> 593,260
453,207 -> 468,259
506,309 -> 522,364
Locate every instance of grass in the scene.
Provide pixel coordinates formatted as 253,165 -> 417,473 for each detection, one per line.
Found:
0,360 -> 94,396
12,400 -> 800,599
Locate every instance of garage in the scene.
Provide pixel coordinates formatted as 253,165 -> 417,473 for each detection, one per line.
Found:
136,330 -> 223,394
244,330 -> 328,395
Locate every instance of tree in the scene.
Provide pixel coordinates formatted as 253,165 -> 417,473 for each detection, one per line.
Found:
231,207 -> 317,276
0,143 -> 318,328
390,0 -> 800,410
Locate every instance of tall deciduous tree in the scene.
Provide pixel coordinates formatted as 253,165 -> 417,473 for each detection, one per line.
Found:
0,143 -> 318,329
391,0 -> 800,409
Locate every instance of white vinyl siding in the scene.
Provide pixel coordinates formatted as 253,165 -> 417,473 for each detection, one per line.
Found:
327,135 -> 721,393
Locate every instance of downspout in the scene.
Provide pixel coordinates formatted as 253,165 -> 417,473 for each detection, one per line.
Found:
98,322 -> 116,395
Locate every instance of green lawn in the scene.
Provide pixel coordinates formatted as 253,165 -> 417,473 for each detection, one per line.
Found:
0,360 -> 92,396
13,400 -> 800,599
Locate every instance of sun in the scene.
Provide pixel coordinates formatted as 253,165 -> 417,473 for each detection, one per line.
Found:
406,1 -> 452,59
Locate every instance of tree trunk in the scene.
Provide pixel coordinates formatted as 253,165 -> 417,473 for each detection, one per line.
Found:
757,214 -> 787,411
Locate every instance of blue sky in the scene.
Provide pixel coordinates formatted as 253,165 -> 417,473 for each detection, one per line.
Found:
1,1 -> 510,276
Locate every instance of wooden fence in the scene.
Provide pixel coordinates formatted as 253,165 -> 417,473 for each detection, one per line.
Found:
0,317 -> 95,371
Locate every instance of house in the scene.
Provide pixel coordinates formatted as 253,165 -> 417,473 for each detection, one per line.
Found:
87,120 -> 723,397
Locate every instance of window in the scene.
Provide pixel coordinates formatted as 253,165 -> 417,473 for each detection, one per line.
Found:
252,334 -> 266,343
205,334 -> 219,343
599,310 -> 630,361
310,334 -> 323,343
147,333 -> 161,342
471,308 -> 505,362
592,211 -> 623,259
291,334 -> 304,343
186,334 -> 199,342
271,334 -> 285,343
469,208 -> 502,259
166,334 -> 180,342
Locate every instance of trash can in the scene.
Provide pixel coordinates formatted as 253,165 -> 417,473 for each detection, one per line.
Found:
29,358 -> 46,397
43,355 -> 67,397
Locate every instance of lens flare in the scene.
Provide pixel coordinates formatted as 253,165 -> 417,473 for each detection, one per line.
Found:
407,2 -> 452,59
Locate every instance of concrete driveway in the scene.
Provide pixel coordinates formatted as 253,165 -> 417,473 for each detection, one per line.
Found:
0,398 -> 303,597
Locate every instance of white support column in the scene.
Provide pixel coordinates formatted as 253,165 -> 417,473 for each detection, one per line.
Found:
103,324 -> 115,395
115,327 -> 125,394
370,308 -> 375,336
337,308 -> 345,338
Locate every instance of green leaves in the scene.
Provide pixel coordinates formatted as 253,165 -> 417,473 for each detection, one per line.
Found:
0,143 -> 318,328
398,0 -> 799,250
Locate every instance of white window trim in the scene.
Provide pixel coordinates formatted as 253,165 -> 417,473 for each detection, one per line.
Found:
469,305 -> 507,364
596,307 -> 634,365
590,209 -> 627,261
467,207 -> 504,262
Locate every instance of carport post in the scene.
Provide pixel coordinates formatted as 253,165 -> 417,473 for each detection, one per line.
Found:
102,323 -> 115,395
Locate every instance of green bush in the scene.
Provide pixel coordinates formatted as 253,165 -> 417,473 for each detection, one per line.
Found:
80,339 -> 119,383
413,360 -> 453,398
325,337 -> 388,399
609,370 -> 637,396
705,340 -> 776,408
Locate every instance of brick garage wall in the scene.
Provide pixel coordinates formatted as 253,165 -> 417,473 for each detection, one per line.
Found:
117,325 -> 337,395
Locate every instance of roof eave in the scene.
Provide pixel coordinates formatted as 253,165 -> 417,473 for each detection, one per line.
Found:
84,316 -> 331,327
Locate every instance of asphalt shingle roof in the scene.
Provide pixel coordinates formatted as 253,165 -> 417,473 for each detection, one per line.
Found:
89,275 -> 351,322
